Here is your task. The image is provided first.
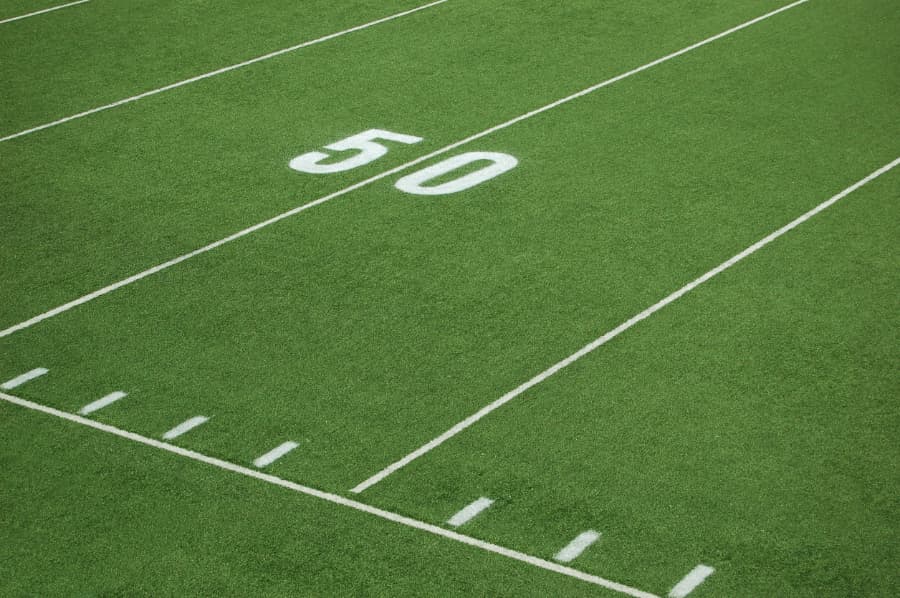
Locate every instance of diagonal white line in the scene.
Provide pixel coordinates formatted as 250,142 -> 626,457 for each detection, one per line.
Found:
555,530 -> 602,563
78,390 -> 127,415
161,415 -> 209,440
0,0 -> 89,25
447,497 -> 494,527
668,565 -> 715,597
0,390 -> 659,598
0,0 -> 449,142
0,0 -> 810,340
350,157 -> 900,493
253,441 -> 299,468
1,367 -> 48,389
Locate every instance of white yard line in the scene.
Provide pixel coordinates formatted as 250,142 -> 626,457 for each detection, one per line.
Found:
555,531 -> 601,563
162,415 -> 209,440
1,367 -> 48,389
0,390 -> 659,598
668,565 -> 715,597
0,0 -> 810,340
350,156 -> 900,492
78,391 -> 127,415
447,497 -> 494,527
0,0 -> 88,25
253,441 -> 299,468
0,0 -> 449,142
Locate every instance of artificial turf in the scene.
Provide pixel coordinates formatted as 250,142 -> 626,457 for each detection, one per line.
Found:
2,0 -> 898,596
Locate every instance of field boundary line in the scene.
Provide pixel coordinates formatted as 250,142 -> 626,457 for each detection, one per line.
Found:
0,0 -> 88,25
351,157 -> 900,492
0,0 -> 809,339
0,0 -> 448,142
0,390 -> 659,598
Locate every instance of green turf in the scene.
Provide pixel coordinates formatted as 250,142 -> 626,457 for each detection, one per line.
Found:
0,404 -> 612,597
2,0 -> 898,596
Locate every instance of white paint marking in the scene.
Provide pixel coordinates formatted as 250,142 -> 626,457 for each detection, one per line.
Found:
0,368 -> 48,389
253,441 -> 299,468
161,415 -> 209,440
0,391 -> 658,598
395,151 -> 518,196
668,564 -> 715,597
0,1 -> 448,142
351,156 -> 900,493
555,530 -> 601,563
0,0 -> 89,25
78,391 -> 127,415
0,0 -> 810,340
447,497 -> 494,527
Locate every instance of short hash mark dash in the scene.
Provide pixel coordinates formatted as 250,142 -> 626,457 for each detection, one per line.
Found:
447,497 -> 494,527
162,416 -> 209,440
555,530 -> 601,563
1,368 -> 48,390
0,0 -> 89,25
253,441 -> 299,468
669,565 -> 715,598
0,391 -> 658,598
78,391 -> 127,415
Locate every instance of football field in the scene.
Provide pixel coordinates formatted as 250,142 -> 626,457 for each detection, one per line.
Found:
1,1 -> 898,595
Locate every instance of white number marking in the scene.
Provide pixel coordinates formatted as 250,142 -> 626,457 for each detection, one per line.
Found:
289,129 -> 422,174
394,151 -> 518,196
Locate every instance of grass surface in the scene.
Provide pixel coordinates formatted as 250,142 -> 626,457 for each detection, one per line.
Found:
1,0 -> 898,596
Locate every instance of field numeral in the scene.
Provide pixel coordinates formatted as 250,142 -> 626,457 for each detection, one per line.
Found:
290,129 -> 518,196
395,151 -> 518,196
290,129 -> 422,174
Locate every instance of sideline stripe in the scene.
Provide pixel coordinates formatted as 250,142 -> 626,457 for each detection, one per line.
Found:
0,0 -> 88,25
0,0 -> 810,340
447,497 -> 494,527
1,368 -> 48,389
0,391 -> 659,598
253,441 -> 299,468
350,157 -> 900,492
79,391 -> 127,415
0,0 -> 448,142
555,530 -> 601,563
668,565 -> 715,597
162,415 -> 209,440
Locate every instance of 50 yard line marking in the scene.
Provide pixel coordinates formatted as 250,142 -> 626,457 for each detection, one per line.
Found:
0,390 -> 659,598
351,158 -> 900,492
0,0 -> 810,340
0,0 -> 88,25
0,0 -> 448,142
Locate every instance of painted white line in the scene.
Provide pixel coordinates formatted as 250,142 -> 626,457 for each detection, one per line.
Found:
668,565 -> 715,597
0,0 -> 448,142
351,156 -> 900,493
253,441 -> 299,468
0,0 -> 810,340
447,497 -> 494,527
0,368 -> 48,390
555,530 -> 601,563
0,0 -> 89,25
0,391 -> 658,598
78,391 -> 127,415
161,415 -> 209,440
